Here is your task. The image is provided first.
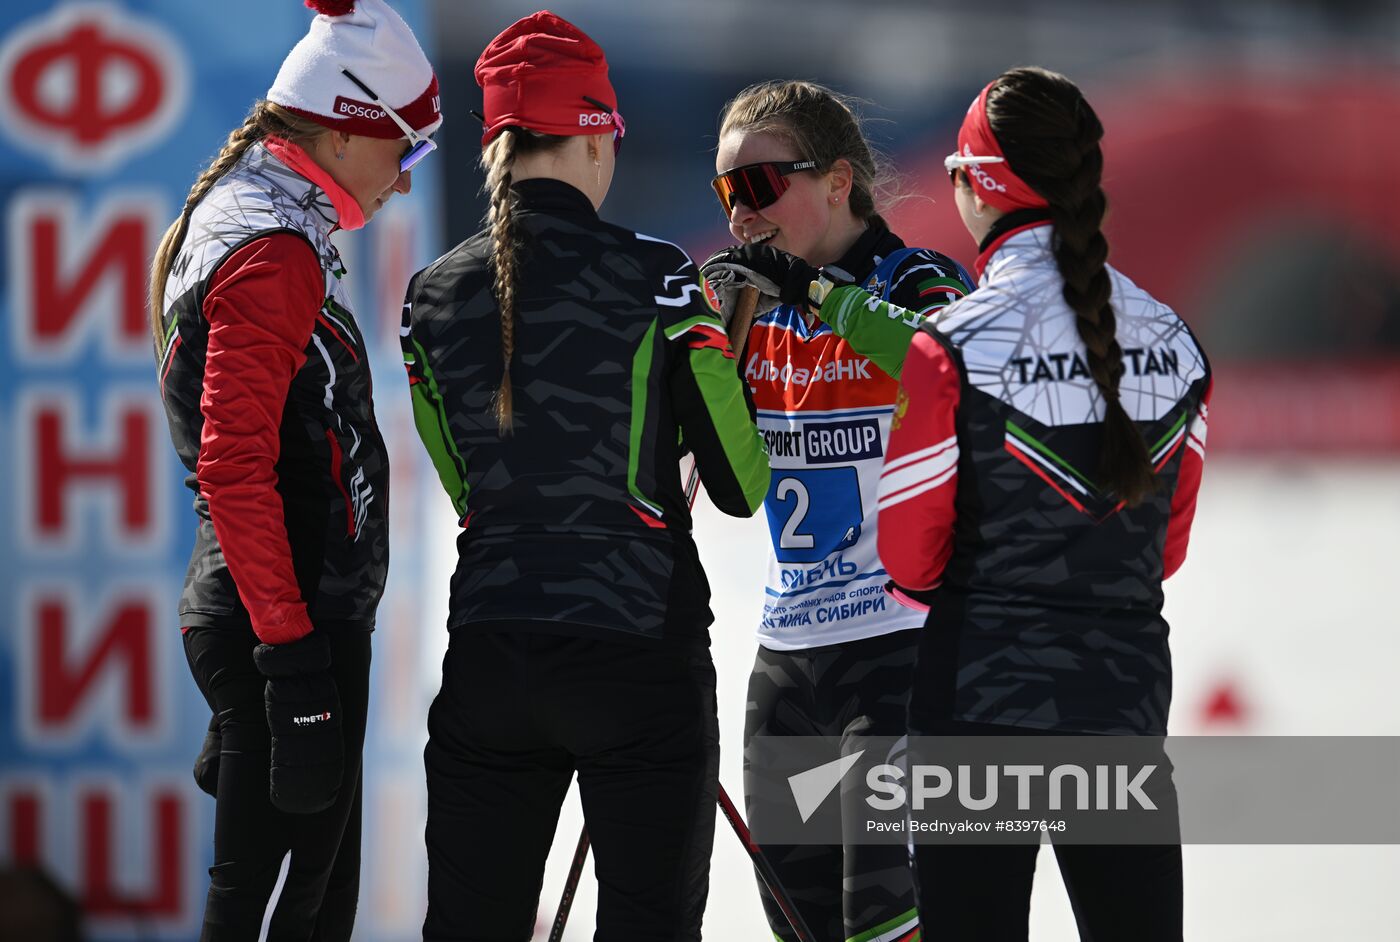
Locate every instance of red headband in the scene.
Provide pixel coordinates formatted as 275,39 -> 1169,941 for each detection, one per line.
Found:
475,11 -> 617,147
955,82 -> 1048,213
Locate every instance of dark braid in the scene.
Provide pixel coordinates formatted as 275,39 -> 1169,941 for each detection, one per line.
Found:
986,67 -> 1157,506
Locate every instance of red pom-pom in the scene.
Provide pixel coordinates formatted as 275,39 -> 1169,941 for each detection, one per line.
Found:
305,0 -> 355,16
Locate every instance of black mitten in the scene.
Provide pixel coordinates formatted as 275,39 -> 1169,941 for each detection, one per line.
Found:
253,632 -> 343,815
193,713 -> 221,797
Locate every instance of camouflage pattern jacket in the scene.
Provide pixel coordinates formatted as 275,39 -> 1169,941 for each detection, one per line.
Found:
403,179 -> 768,644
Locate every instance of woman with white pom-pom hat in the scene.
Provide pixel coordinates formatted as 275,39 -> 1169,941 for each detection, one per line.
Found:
147,1 -> 439,937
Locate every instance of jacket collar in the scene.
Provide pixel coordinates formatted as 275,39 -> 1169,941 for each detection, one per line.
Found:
263,136 -> 366,232
974,210 -> 1053,282
829,220 -> 905,283
510,178 -> 599,219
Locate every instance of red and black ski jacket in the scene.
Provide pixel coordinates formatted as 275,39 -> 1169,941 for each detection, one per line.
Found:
156,140 -> 389,644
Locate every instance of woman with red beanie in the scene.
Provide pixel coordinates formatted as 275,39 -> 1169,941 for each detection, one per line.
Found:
149,1 -> 439,937
403,10 -> 768,941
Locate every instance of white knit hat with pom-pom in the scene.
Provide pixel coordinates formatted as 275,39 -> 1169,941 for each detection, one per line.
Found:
267,0 -> 441,138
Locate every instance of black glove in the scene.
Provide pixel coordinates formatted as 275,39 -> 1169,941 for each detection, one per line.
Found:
700,243 -> 817,321
253,632 -> 343,815
702,243 -> 857,317
193,713 -> 221,797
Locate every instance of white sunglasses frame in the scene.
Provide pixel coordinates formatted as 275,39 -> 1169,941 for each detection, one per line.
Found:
944,153 -> 1006,174
340,67 -> 437,172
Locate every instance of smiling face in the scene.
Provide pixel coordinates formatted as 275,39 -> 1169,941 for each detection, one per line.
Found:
715,127 -> 849,266
315,131 -> 415,222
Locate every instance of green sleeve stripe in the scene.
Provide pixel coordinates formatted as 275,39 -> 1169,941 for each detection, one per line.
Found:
688,345 -> 769,513
821,284 -> 923,380
627,319 -> 661,514
407,337 -> 471,517
664,311 -> 725,341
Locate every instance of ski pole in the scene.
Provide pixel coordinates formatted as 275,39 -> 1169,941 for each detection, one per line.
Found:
716,783 -> 819,942
546,826 -> 590,942
552,285 -> 766,938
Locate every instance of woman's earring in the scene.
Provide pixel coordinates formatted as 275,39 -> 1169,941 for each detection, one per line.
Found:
972,204 -> 985,218
335,151 -> 345,160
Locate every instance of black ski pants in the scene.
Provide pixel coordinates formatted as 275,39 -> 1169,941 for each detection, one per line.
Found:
183,625 -> 371,942
908,640 -> 1182,942
422,628 -> 719,942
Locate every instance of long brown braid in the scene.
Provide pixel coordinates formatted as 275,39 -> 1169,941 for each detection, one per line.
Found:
986,67 -> 1157,506
478,126 -> 568,435
147,101 -> 328,353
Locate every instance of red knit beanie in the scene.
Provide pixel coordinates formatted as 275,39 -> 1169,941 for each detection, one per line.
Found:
474,10 -> 617,147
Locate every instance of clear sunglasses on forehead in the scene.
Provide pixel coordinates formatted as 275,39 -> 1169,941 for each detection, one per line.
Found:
340,67 -> 437,173
944,152 -> 1004,185
582,95 -> 626,155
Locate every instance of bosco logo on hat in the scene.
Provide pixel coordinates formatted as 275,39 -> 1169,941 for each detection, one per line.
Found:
267,0 -> 442,139
474,10 -> 616,147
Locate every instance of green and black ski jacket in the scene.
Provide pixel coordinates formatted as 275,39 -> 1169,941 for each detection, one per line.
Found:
403,178 -> 768,644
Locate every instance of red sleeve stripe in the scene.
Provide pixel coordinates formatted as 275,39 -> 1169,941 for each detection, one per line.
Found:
1186,406 -> 1208,458
687,332 -> 734,356
878,463 -> 956,512
877,435 -> 959,510
883,434 -> 958,474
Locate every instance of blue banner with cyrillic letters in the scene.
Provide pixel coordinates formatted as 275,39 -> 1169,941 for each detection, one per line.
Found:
0,2 -> 440,937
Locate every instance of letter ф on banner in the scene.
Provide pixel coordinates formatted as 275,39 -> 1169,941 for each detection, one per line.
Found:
0,3 -> 189,173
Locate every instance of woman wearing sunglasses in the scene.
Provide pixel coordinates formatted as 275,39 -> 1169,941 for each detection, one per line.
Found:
148,1 -> 438,937
401,12 -> 767,939
712,66 -> 1212,940
700,81 -> 972,942
891,66 -> 1209,941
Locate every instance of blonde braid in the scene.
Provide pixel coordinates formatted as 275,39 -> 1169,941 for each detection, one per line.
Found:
482,129 -> 521,435
148,101 -> 329,355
